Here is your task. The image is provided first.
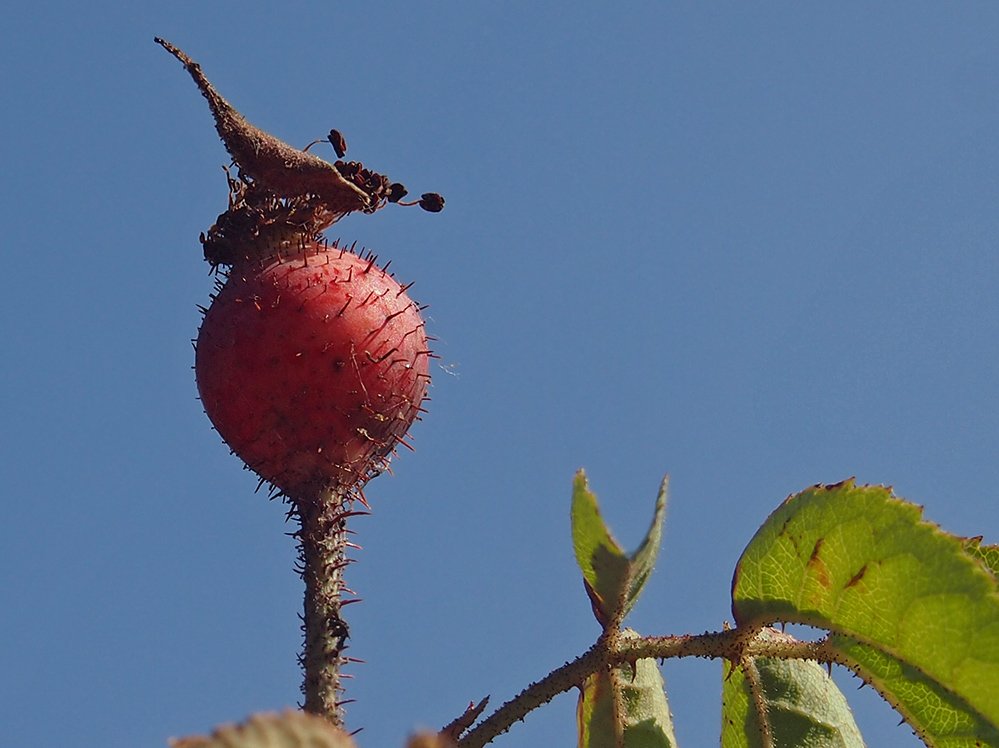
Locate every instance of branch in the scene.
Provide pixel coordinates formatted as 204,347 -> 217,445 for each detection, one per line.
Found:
457,628 -> 834,748
456,641 -> 607,748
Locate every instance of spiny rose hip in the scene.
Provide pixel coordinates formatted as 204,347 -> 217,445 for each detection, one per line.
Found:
158,37 -> 445,721
195,241 -> 431,499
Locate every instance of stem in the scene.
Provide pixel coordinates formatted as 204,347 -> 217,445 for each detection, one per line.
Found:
457,628 -> 832,748
456,641 -> 607,748
742,657 -> 775,748
298,487 -> 354,725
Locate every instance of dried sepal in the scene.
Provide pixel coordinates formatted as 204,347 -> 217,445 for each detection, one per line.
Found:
155,38 -> 370,215
199,170 -> 340,268
156,36 -> 445,267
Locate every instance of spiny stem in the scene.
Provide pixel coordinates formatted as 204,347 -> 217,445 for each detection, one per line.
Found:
456,641 -> 607,748
298,487 -> 355,725
456,628 -> 832,748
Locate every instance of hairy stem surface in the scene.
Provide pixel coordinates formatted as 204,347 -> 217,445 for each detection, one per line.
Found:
457,628 -> 831,748
298,488 -> 354,725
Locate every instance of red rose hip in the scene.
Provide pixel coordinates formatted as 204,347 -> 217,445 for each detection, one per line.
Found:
195,241 -> 431,500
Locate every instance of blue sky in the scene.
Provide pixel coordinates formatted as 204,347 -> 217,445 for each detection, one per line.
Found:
3,3 -> 998,746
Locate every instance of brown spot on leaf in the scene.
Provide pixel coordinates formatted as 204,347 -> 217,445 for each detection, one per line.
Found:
845,564 -> 868,588
807,538 -> 831,588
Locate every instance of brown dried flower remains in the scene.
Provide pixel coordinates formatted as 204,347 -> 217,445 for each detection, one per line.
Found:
154,37 -> 444,266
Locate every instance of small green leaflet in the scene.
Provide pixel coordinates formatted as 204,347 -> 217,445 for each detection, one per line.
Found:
577,629 -> 678,748
731,479 -> 999,743
721,629 -> 864,748
571,470 -> 668,629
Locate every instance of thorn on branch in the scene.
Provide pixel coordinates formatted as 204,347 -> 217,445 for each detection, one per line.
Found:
441,697 -> 490,742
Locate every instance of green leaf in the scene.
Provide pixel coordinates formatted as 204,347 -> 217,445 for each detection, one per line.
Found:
577,630 -> 678,748
830,633 -> 999,747
627,476 -> 669,620
721,629 -> 864,748
731,479 -> 999,739
964,538 -> 999,578
571,471 -> 668,629
572,471 -> 631,627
